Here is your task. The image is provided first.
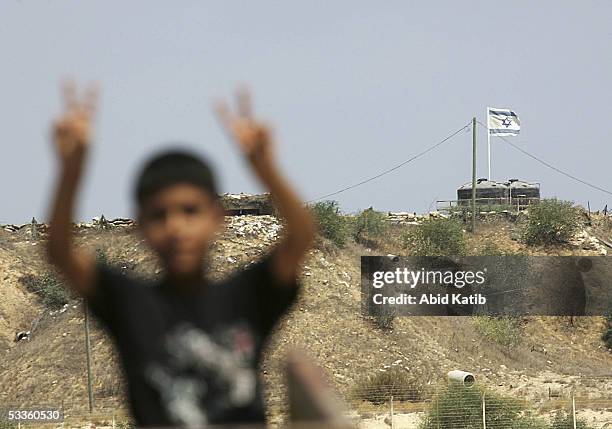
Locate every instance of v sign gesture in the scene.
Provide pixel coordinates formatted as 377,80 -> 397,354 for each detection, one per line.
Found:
215,87 -> 275,178
214,86 -> 315,286
52,80 -> 99,166
47,79 -> 101,301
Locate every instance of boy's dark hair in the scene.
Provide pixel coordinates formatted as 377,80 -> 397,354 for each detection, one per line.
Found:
134,149 -> 220,207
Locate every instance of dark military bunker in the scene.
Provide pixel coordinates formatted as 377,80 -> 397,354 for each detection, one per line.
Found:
457,178 -> 540,207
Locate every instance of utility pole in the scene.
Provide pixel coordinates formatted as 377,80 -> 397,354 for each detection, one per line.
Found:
471,117 -> 477,233
84,300 -> 94,413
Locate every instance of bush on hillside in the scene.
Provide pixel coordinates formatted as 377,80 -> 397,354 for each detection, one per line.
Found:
602,315 -> 612,350
351,207 -> 389,245
309,200 -> 349,247
371,305 -> 396,331
522,199 -> 581,246
472,316 -> 523,348
549,411 -> 595,429
419,384 -> 545,429
403,218 -> 467,256
96,248 -> 137,276
20,272 -> 69,309
352,367 -> 426,404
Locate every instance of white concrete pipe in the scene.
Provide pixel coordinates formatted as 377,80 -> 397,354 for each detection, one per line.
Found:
386,254 -> 400,262
447,370 -> 475,387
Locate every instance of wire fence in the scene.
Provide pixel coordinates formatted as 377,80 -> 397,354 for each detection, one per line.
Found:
345,387 -> 612,429
2,382 -> 611,429
436,197 -> 541,215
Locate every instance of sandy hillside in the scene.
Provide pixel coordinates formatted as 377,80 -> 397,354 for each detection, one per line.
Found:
0,213 -> 610,428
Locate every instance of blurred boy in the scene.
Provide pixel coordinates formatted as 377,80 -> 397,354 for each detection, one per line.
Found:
46,82 -> 316,427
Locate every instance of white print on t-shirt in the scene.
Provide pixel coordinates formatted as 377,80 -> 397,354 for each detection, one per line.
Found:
143,321 -> 257,428
145,363 -> 208,428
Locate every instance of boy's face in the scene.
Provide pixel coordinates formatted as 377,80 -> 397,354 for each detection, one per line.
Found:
138,183 -> 224,278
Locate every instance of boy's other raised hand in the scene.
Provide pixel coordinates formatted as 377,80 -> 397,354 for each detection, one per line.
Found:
215,87 -> 315,286
52,80 -> 98,166
214,87 -> 275,175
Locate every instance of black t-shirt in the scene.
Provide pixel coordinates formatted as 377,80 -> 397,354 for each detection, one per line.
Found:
87,249 -> 299,428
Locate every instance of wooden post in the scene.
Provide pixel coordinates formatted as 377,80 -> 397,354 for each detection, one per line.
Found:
84,299 -> 95,413
572,390 -> 577,429
436,393 -> 440,429
482,392 -> 487,429
587,201 -> 592,221
389,394 -> 394,429
471,117 -> 477,233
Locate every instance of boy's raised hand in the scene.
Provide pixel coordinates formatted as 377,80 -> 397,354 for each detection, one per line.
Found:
52,80 -> 98,165
215,86 -> 316,287
215,87 -> 275,176
47,80 -> 99,299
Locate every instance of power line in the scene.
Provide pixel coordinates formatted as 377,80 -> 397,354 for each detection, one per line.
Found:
476,120 -> 612,197
306,122 -> 471,203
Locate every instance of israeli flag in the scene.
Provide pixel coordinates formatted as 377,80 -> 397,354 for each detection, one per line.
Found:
488,107 -> 520,136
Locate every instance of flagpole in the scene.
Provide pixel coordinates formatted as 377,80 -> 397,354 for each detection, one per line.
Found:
471,117 -> 477,233
487,106 -> 491,180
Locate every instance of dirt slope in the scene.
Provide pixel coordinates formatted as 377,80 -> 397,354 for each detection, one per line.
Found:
0,215 -> 610,423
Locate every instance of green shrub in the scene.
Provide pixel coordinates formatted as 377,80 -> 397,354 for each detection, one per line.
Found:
602,315 -> 612,349
351,207 -> 389,244
96,248 -> 136,276
371,305 -> 396,331
404,218 -> 467,256
549,410 -> 595,429
472,316 -> 523,348
522,199 -> 581,246
419,385 -> 545,429
95,248 -> 109,264
0,420 -> 18,429
310,200 -> 349,247
352,367 -> 426,404
20,273 -> 68,308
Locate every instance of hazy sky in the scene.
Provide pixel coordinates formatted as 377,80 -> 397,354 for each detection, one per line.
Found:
1,1 -> 610,223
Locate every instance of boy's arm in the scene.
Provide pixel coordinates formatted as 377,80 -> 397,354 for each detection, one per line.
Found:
46,81 -> 98,298
252,164 -> 316,284
215,88 -> 316,285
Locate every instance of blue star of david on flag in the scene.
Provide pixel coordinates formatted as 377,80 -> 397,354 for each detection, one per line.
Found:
488,107 -> 520,136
